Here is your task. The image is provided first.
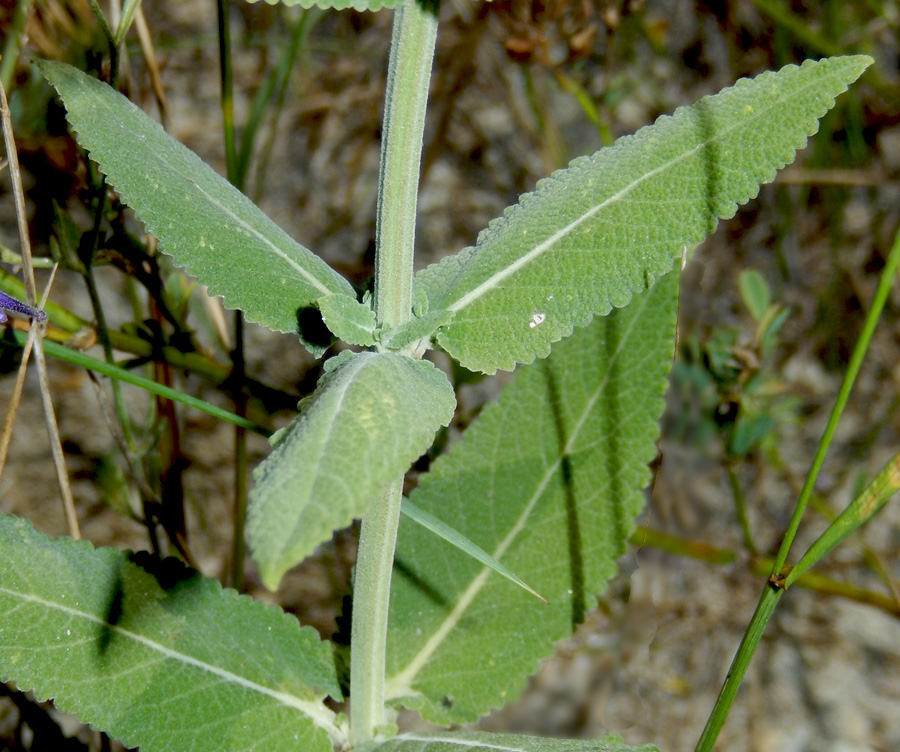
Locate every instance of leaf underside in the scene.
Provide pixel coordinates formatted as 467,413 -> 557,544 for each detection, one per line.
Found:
0,514 -> 342,752
373,731 -> 660,752
385,271 -> 679,723
37,60 -> 357,355
248,351 -> 456,590
417,55 -> 871,373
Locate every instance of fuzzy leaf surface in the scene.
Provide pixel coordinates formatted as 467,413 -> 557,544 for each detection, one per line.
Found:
0,514 -> 343,752
248,351 -> 456,589
38,60 -> 355,354
417,56 -> 870,373
373,731 -> 659,752
317,294 -> 377,346
385,272 -> 679,723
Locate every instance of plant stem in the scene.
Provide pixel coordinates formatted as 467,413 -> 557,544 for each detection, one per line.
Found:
215,0 -> 249,591
373,0 -> 439,330
351,1 -> 439,744
694,584 -> 781,752
0,0 -> 33,92
771,229 -> 900,576
6,329 -> 270,435
726,463 -> 757,554
694,227 -> 900,752
350,478 -> 404,746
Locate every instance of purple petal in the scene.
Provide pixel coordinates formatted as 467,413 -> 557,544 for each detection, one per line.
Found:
0,290 -> 47,323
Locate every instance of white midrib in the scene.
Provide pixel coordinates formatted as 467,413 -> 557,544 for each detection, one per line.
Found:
389,733 -> 541,750
385,292 -> 650,698
0,587 -> 344,744
444,78 -> 801,316
83,79 -> 339,299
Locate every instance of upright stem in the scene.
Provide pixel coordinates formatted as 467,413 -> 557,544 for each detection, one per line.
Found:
350,1 -> 439,745
350,478 -> 404,745
373,0 -> 439,330
694,228 -> 900,752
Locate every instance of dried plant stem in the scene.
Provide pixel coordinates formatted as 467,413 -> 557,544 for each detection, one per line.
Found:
0,322 -> 38,480
0,78 -> 80,539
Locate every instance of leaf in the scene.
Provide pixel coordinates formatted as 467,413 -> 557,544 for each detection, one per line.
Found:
37,60 -> 356,355
400,498 -> 546,603
738,269 -> 770,320
371,731 -> 659,752
417,56 -> 872,373
381,309 -> 455,351
0,513 -> 345,752
385,271 -> 679,723
786,450 -> 900,588
317,293 -> 377,346
248,351 -> 456,590
253,0 -> 404,9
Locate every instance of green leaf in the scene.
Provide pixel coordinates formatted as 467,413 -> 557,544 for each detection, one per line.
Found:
248,351 -> 456,590
738,269 -> 770,320
37,60 -> 356,355
371,731 -> 659,752
786,450 -> 900,588
317,293 -> 377,346
381,309 -> 454,351
385,271 -> 679,723
417,56 -> 871,373
0,514 -> 345,752
400,498 -> 546,603
253,0 -> 404,10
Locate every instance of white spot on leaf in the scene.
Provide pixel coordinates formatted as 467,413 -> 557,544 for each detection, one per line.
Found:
529,312 -> 546,329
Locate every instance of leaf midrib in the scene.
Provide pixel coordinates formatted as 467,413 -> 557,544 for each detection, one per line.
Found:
385,290 -> 652,698
69,69 -> 339,300
0,585 -> 343,742
442,69 -> 819,316
391,733 -> 534,751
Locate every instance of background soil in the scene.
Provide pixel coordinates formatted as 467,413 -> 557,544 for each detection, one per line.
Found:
1,1 -> 900,750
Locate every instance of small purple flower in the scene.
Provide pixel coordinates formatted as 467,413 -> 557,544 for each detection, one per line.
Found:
0,290 -> 47,324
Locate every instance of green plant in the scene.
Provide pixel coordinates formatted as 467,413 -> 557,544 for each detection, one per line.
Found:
0,1 -> 883,751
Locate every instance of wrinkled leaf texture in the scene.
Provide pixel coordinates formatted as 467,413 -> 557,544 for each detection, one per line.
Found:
248,351 -> 456,589
418,56 -> 871,373
0,514 -> 344,752
385,271 -> 679,723
38,60 -> 357,356
373,731 -> 659,752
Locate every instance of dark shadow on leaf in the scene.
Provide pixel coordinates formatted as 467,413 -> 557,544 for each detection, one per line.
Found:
96,553 -> 200,658
601,315 -> 629,563
694,97 -> 722,241
540,361 -> 585,627
126,550 -> 199,591
97,569 -> 124,656
393,555 -> 450,608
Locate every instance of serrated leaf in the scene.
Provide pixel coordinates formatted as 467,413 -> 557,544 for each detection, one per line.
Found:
318,293 -> 377,346
248,351 -> 456,590
37,60 -> 356,355
372,731 -> 659,752
417,56 -> 871,373
381,309 -> 454,350
253,0 -> 404,9
385,271 -> 679,723
0,513 -> 344,752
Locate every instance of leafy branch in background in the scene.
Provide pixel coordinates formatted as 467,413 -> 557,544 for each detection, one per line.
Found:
0,1 -> 887,750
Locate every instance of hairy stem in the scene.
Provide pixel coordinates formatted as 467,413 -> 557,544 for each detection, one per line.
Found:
373,0 -> 439,330
351,1 -> 439,744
